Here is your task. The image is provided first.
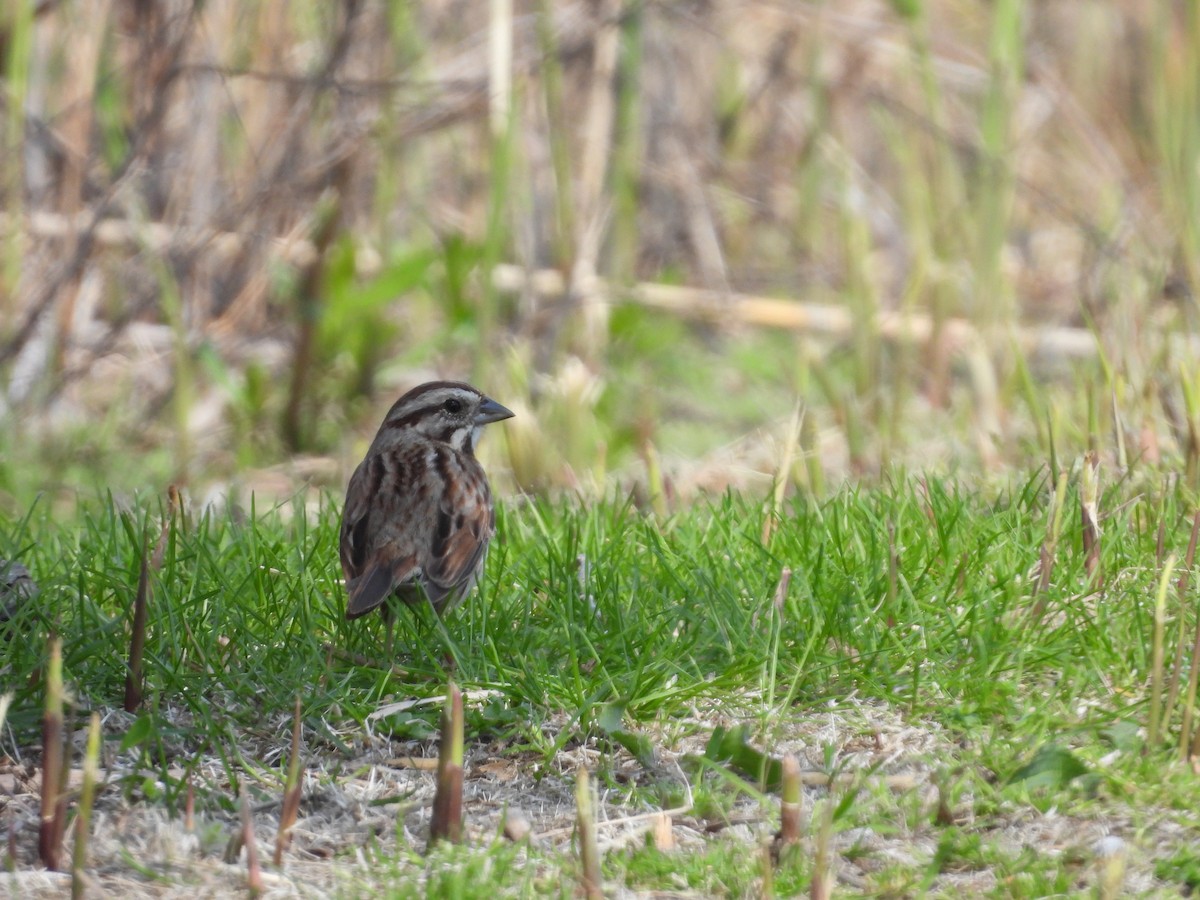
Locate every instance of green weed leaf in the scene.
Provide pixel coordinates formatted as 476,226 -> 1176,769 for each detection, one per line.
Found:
1008,744 -> 1089,790
120,714 -> 155,753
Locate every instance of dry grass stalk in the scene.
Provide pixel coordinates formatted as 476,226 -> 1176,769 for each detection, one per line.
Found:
488,0 -> 514,136
124,545 -> 150,713
1080,451 -> 1102,588
51,0 -> 109,375
0,210 -> 322,269
1110,388 -> 1129,470
5,813 -> 14,872
778,753 -> 802,847
760,839 -> 774,898
933,772 -> 956,826
124,499 -> 176,713
763,404 -> 802,545
1181,520 -> 1200,757
281,166 -> 351,453
886,518 -> 899,608
184,771 -> 195,833
429,682 -> 465,847
1164,510 -> 1200,732
1029,469 -> 1069,620
239,784 -> 264,896
650,812 -> 674,851
772,568 -> 793,617
70,712 -> 102,900
571,0 -> 622,359
1148,556 -> 1176,752
38,636 -> 66,871
641,439 -> 668,517
575,766 -> 603,900
1094,836 -> 1127,900
273,696 -> 304,866
490,264 -> 1103,362
809,799 -> 833,900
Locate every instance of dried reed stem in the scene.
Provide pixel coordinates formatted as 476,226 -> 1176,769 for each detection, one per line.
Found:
763,404 -> 802,545
809,799 -> 833,900
1165,511 -> 1200,733
571,0 -> 623,358
429,682 -> 465,846
778,754 -> 802,847
274,695 -> 304,866
124,545 -> 150,713
1029,469 -> 1069,620
71,712 -> 102,900
38,636 -> 65,871
491,264 -> 1102,361
1080,451 -> 1102,587
184,772 -> 195,832
488,0 -> 513,135
576,766 -> 602,899
1148,556 -> 1176,751
240,784 -> 264,896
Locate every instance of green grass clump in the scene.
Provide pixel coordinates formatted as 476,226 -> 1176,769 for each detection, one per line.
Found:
1,475 -> 1198,892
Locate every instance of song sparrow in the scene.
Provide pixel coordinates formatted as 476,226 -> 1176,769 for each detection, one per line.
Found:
0,558 -> 37,627
339,381 -> 514,641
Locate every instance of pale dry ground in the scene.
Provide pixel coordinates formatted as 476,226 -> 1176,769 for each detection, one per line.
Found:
0,696 -> 1185,897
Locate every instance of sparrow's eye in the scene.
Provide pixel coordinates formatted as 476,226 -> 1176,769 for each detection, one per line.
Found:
443,398 -> 464,414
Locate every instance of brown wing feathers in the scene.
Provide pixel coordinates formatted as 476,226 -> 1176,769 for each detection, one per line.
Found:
424,470 -> 492,605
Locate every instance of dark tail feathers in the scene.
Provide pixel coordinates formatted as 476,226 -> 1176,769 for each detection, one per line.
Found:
345,564 -> 396,619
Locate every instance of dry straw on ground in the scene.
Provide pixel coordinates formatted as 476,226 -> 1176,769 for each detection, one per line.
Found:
0,695 -> 1175,896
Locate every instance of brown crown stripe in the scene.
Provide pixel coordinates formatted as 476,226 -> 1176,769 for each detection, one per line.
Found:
386,380 -> 481,413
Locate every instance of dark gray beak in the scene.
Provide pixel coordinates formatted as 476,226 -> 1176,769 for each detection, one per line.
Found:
475,396 -> 515,425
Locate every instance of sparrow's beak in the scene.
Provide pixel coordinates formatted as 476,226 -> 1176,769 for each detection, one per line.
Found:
475,397 -> 515,425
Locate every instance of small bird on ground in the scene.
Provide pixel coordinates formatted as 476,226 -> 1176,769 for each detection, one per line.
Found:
0,558 -> 38,626
339,381 -> 514,655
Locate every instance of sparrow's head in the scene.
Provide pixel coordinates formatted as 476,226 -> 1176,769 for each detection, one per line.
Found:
377,381 -> 514,453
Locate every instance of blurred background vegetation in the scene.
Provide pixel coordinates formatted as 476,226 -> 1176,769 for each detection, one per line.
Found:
1,0 -> 1198,507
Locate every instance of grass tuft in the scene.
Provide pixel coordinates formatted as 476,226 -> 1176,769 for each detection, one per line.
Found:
1,479 -> 1199,890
